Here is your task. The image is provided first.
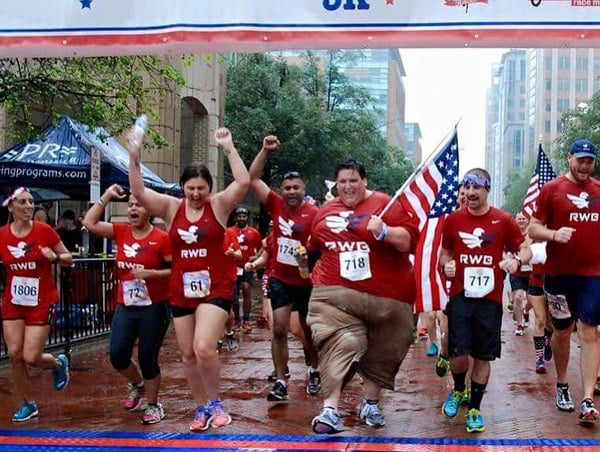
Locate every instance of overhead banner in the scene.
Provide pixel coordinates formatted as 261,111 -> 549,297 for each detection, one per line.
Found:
1,0 -> 599,57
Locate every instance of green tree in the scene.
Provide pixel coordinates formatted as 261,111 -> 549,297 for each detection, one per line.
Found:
502,160 -> 535,214
555,92 -> 600,176
225,52 -> 414,201
0,56 -> 186,146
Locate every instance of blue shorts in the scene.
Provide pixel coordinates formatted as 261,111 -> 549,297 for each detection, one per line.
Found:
545,275 -> 600,329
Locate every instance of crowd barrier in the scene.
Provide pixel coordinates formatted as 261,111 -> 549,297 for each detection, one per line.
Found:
0,257 -> 117,361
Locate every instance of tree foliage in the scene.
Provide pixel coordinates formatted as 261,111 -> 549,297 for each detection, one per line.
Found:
0,56 -> 186,147
224,52 -> 414,202
554,91 -> 600,176
501,160 -> 535,214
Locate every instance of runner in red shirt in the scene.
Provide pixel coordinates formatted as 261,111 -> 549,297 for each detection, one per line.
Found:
126,126 -> 249,431
440,168 -> 530,433
529,138 -> 600,423
249,135 -> 321,402
226,206 -> 262,332
307,158 -> 419,435
0,187 -> 73,422
83,184 -> 171,424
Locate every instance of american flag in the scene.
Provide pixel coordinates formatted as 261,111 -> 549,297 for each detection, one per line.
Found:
399,129 -> 459,313
521,144 -> 556,219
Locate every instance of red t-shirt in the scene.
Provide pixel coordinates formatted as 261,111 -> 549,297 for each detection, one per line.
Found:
0,222 -> 60,307
534,175 -> 600,276
168,199 -> 236,307
226,225 -> 262,266
442,207 -> 523,304
223,227 -> 241,279
309,191 -> 419,303
113,223 -> 171,306
266,191 -> 318,287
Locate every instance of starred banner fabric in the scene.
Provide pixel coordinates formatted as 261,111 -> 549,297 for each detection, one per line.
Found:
0,0 -> 599,57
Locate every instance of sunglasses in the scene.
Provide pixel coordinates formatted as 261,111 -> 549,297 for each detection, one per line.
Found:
283,171 -> 301,180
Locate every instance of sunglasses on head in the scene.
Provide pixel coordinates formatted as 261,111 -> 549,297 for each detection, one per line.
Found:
283,171 -> 301,180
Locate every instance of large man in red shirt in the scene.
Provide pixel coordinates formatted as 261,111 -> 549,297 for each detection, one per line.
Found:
529,139 -> 600,424
307,158 -> 418,434
440,168 -> 530,434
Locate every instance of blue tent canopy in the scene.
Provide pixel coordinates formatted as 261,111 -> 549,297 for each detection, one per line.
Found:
0,116 -> 181,197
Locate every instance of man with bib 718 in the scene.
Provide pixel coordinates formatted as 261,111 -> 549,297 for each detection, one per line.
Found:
439,168 -> 531,434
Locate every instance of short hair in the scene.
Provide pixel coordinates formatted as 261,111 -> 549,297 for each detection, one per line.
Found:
180,164 -> 213,191
335,158 -> 367,179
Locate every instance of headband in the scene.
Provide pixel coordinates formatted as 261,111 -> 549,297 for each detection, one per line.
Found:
2,187 -> 29,207
461,174 -> 490,190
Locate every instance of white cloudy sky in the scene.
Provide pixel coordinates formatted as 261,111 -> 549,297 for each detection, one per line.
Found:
401,48 -> 508,173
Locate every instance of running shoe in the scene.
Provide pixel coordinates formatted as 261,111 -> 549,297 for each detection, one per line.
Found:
189,405 -> 211,432
435,354 -> 450,377
442,390 -> 463,418
311,406 -> 345,434
515,324 -> 524,336
225,332 -> 239,351
556,386 -> 575,412
426,343 -> 439,357
465,408 -> 486,433
207,399 -> 232,428
594,378 -> 600,396
535,358 -> 546,374
52,354 -> 70,391
307,369 -> 321,395
267,381 -> 289,402
417,327 -> 428,339
507,302 -> 514,312
358,400 -> 386,427
523,309 -> 530,327
579,398 -> 600,424
460,389 -> 470,406
267,366 -> 290,382
544,333 -> 553,362
123,382 -> 145,411
12,400 -> 38,422
242,321 -> 252,333
141,403 -> 164,424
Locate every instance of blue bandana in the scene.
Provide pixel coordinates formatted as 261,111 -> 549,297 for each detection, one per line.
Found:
461,174 -> 490,190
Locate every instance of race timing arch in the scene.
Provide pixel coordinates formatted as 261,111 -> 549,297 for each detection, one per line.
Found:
0,0 -> 599,57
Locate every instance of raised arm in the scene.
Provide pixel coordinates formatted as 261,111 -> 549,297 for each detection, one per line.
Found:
248,135 -> 280,204
211,127 -> 250,225
82,184 -> 125,239
125,127 -> 175,222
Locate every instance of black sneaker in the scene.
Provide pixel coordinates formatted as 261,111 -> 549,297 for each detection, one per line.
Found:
303,348 -> 312,367
267,381 -> 289,402
267,366 -> 290,382
307,369 -> 321,395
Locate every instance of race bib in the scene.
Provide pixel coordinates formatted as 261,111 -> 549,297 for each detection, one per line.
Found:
547,293 -> 571,320
236,267 -> 244,276
183,270 -> 211,298
463,267 -> 494,298
276,237 -> 301,266
122,279 -> 152,306
339,250 -> 372,282
520,264 -> 533,272
11,276 -> 39,306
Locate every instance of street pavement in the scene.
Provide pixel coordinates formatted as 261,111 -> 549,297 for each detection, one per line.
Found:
1,305 -> 600,451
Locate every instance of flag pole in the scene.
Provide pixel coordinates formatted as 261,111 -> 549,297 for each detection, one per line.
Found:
378,123 -> 459,219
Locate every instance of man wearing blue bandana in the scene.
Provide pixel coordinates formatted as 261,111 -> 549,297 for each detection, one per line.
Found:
439,168 -> 531,433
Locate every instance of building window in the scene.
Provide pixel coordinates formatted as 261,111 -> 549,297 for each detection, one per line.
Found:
545,79 -> 552,91
576,57 -> 589,71
558,56 -> 570,70
576,79 -> 588,92
544,56 -> 552,70
545,100 -> 552,112
557,98 -> 570,113
545,120 -> 551,133
557,79 -> 570,91
557,120 -> 564,133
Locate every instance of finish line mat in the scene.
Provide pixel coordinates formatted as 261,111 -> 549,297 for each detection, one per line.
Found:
2,430 -> 600,451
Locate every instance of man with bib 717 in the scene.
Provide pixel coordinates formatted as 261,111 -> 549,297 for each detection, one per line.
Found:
439,168 -> 531,434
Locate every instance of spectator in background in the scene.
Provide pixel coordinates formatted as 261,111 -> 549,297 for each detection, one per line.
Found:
34,202 -> 54,225
55,210 -> 81,253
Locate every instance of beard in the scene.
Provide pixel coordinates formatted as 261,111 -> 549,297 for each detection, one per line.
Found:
236,221 -> 247,228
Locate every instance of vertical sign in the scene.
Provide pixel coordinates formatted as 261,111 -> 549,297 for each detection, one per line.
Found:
90,146 -> 100,202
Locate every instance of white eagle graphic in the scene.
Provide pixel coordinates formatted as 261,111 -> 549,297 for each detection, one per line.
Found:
178,226 -> 198,244
123,243 -> 141,258
459,227 -> 486,249
8,241 -> 27,259
567,192 -> 590,209
278,217 -> 295,237
325,211 -> 353,233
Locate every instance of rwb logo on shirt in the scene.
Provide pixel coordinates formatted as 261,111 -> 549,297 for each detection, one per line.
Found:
278,217 -> 296,237
8,241 -> 28,258
123,243 -> 141,258
567,192 -> 598,209
178,226 -> 199,244
458,227 -> 496,249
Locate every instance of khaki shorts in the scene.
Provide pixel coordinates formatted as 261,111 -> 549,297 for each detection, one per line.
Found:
307,285 -> 415,396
